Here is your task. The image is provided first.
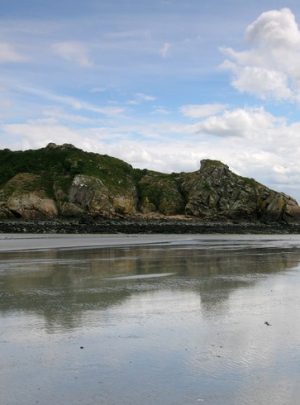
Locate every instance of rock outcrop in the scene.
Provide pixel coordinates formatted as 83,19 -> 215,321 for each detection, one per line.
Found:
179,159 -> 300,222
0,173 -> 58,219
0,143 -> 299,224
138,172 -> 184,215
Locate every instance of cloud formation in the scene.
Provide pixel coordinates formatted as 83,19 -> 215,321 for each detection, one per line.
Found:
246,7 -> 300,47
17,86 -> 125,116
160,42 -> 171,58
221,8 -> 300,102
180,103 -> 227,118
128,92 -> 156,105
0,42 -> 26,63
195,107 -> 280,137
52,41 -> 92,67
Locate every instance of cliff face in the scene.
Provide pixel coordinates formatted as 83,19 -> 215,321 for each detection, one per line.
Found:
0,143 -> 299,223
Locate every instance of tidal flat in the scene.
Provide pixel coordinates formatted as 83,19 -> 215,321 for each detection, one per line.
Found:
1,234 -> 300,405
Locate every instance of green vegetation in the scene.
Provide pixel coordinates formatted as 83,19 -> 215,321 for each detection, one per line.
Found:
0,144 -> 135,196
0,173 -> 45,201
202,181 -> 211,191
137,172 -> 184,215
241,176 -> 258,187
200,159 -> 228,169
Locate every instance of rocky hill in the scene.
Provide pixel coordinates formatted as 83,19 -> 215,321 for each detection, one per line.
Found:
0,143 -> 299,224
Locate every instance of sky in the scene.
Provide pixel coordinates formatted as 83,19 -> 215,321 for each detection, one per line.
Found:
1,1 -> 300,199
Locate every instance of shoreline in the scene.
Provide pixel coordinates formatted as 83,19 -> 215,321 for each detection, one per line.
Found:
1,232 -> 299,253
0,233 -> 195,252
0,218 -> 300,234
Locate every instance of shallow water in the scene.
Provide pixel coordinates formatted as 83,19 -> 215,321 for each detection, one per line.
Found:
1,235 -> 300,405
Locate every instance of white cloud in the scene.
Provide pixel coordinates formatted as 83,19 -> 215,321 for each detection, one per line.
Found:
195,107 -> 278,138
180,103 -> 227,118
152,106 -> 170,115
221,8 -> 300,102
128,92 -> 156,105
42,108 -> 95,125
231,67 -> 293,100
135,93 -> 156,102
160,42 -> 171,58
246,8 -> 300,48
17,85 -> 125,116
0,42 -> 26,63
52,41 -> 93,67
3,123 -> 85,151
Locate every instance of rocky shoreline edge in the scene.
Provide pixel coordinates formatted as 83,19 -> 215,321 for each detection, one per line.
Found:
1,218 -> 300,234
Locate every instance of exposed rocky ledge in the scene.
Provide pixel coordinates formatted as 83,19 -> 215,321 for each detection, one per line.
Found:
0,143 -> 299,228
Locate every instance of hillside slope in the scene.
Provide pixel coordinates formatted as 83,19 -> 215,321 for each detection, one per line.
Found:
0,143 -> 299,223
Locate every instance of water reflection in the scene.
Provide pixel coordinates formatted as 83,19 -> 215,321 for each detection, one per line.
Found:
1,238 -> 300,405
0,243 -> 299,330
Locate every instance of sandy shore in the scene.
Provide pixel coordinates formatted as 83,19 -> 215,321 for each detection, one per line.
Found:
0,233 -> 298,252
0,233 -> 199,252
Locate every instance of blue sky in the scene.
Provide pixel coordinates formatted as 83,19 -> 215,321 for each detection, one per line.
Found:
1,1 -> 300,199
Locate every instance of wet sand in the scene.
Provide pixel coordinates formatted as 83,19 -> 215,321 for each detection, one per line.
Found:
1,233 -> 300,252
1,235 -> 300,404
0,233 -> 201,252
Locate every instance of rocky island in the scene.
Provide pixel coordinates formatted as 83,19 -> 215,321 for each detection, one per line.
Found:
0,143 -> 300,233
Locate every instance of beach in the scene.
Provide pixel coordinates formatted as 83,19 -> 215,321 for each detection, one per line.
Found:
1,234 -> 300,404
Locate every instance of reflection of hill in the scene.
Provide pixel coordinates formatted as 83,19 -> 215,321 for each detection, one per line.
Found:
169,247 -> 300,315
0,248 -> 136,331
0,244 -> 299,330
